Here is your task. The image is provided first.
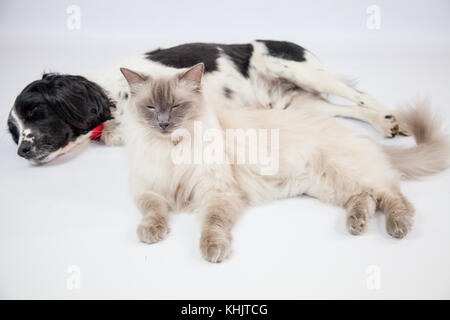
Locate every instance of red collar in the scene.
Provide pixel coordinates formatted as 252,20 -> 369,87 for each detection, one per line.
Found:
90,123 -> 104,140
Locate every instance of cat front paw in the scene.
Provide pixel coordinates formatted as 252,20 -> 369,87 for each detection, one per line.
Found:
386,214 -> 412,239
200,231 -> 232,263
347,210 -> 369,235
137,217 -> 169,244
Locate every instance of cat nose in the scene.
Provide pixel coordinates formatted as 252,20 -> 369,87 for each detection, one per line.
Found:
159,122 -> 169,130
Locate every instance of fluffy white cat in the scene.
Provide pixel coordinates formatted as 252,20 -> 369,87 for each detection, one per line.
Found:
121,63 -> 449,263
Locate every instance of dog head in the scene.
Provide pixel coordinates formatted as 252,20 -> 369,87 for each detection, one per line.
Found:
7,73 -> 113,164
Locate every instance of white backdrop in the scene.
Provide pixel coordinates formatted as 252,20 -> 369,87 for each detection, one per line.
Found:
1,0 -> 450,299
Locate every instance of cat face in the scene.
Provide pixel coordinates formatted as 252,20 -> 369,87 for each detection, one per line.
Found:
121,64 -> 204,135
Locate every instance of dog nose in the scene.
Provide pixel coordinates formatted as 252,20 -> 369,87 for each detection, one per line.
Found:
18,142 -> 34,159
159,122 -> 169,130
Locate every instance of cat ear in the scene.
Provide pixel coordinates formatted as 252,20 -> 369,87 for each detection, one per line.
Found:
120,68 -> 147,88
179,63 -> 204,88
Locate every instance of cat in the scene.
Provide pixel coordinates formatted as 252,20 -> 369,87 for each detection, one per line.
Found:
120,63 -> 450,263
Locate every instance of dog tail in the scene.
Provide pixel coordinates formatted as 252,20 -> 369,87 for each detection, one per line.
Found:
383,100 -> 450,180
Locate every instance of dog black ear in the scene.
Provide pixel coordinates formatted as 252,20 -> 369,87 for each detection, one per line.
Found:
42,72 -> 57,79
42,75 -> 113,131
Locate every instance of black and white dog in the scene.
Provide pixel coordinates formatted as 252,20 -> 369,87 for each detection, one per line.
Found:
7,40 -> 404,164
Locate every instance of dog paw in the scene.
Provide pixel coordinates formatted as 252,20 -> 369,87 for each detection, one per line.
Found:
137,218 -> 169,244
347,210 -> 369,235
100,120 -> 124,146
371,113 -> 408,138
102,131 -> 124,146
171,133 -> 184,146
386,215 -> 412,239
200,231 -> 232,263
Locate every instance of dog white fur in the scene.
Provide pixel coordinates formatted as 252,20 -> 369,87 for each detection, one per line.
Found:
86,41 -> 403,150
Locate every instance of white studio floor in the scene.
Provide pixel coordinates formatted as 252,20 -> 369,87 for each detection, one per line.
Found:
1,4 -> 450,299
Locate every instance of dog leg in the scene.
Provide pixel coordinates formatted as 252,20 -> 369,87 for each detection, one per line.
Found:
252,43 -> 407,137
290,95 -> 402,137
100,119 -> 123,146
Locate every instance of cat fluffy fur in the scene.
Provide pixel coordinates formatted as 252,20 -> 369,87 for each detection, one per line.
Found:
122,64 -> 450,263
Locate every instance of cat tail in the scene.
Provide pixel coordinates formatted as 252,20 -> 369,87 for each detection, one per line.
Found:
382,99 -> 450,180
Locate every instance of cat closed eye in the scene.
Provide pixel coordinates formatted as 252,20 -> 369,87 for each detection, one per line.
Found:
147,105 -> 155,110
